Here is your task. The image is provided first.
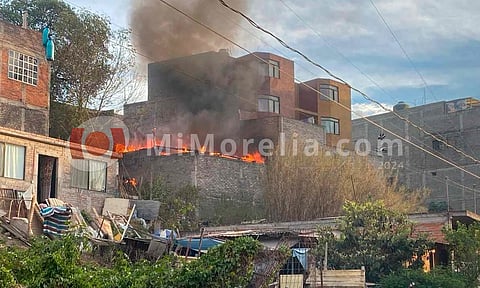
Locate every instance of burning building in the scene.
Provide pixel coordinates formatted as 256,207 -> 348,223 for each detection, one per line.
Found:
120,50 -> 341,224
123,0 -> 352,224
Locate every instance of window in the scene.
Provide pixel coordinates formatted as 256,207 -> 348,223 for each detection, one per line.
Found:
8,50 -> 38,86
321,117 -> 340,135
267,59 -> 280,78
71,159 -> 107,191
258,95 -> 280,113
319,84 -> 338,101
0,143 -> 26,180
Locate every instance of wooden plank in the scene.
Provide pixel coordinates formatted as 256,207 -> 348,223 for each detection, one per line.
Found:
0,220 -> 31,247
102,198 -> 130,216
120,204 -> 136,242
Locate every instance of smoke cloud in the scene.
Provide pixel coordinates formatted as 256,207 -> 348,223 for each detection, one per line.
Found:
130,0 -> 250,61
127,0 -> 265,154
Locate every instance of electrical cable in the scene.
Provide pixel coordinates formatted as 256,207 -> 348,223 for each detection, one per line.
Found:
155,0 -> 480,181
218,0 -> 480,166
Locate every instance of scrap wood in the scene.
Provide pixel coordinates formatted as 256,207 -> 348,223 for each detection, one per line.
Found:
106,211 -> 123,242
27,193 -> 36,237
46,198 -> 65,207
92,208 -> 113,240
120,204 -> 136,242
0,218 -> 31,247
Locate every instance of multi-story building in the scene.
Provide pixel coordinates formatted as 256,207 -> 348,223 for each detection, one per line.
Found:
352,98 -> 480,211
0,19 -> 119,215
122,50 -> 352,224
297,78 -> 352,147
124,50 -> 351,147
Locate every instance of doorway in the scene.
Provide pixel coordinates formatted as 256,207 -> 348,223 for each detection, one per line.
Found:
37,155 -> 57,202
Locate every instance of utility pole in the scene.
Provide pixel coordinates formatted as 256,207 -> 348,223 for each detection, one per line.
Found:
445,177 -> 450,211
474,184 -> 477,214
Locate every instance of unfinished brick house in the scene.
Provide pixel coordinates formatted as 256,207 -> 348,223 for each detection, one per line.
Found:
0,19 -> 119,214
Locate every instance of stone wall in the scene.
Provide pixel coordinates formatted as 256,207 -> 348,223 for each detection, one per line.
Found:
120,150 -> 265,225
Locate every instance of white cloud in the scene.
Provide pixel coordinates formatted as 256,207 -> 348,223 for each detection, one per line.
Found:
351,102 -> 393,119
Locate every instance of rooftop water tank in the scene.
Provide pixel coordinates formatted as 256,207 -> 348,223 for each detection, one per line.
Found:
393,101 -> 410,112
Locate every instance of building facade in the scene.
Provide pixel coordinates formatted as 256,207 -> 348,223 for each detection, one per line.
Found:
352,98 -> 480,211
0,20 -> 50,135
297,78 -> 352,147
0,20 -> 120,213
124,50 -> 351,149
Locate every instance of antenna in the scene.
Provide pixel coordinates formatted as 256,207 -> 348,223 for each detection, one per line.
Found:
423,86 -> 426,105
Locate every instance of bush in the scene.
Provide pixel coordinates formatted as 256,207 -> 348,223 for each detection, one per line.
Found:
0,235 -> 261,288
380,268 -> 469,288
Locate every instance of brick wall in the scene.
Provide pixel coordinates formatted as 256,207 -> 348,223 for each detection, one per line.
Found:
0,20 -> 50,136
0,127 -> 118,213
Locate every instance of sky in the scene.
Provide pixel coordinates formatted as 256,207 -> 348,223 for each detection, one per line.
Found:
69,0 -> 480,118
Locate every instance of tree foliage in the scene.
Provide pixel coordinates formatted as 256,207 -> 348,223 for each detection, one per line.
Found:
316,201 -> 432,283
380,268 -> 469,288
0,0 -> 142,139
0,235 -> 261,288
444,222 -> 480,286
264,147 -> 428,222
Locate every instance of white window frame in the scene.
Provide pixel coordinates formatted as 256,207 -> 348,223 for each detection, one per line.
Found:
8,50 -> 38,86
319,84 -> 338,102
267,59 -> 280,78
71,159 -> 107,192
258,95 -> 280,113
0,143 -> 26,180
321,117 -> 340,135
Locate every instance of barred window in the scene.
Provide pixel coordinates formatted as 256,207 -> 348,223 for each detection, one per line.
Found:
8,50 -> 38,86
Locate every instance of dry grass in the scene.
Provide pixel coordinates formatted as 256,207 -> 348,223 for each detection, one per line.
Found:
264,146 -> 428,221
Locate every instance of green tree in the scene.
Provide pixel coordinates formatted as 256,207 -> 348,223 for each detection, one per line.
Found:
316,201 -> 432,283
0,0 -> 141,139
444,222 -> 480,286
140,176 -> 199,231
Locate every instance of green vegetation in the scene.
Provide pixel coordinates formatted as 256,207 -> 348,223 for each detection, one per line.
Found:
444,222 -> 480,286
380,268 -> 469,288
139,176 -> 199,231
0,235 -> 260,288
316,201 -> 432,283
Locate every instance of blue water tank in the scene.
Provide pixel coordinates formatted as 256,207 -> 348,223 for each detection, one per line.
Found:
46,37 -> 54,61
42,27 -> 49,47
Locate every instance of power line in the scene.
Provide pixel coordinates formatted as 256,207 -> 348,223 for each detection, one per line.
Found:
154,0 -> 480,180
369,0 -> 435,102
368,0 -> 479,161
64,0 -> 480,182
216,0 -> 480,166
278,0 -> 399,103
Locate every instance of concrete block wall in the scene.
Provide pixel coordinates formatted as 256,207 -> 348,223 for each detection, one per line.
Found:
352,101 -> 480,211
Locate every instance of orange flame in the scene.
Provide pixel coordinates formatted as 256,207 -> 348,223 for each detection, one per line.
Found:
241,151 -> 265,163
124,177 -> 137,187
120,138 -> 265,164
